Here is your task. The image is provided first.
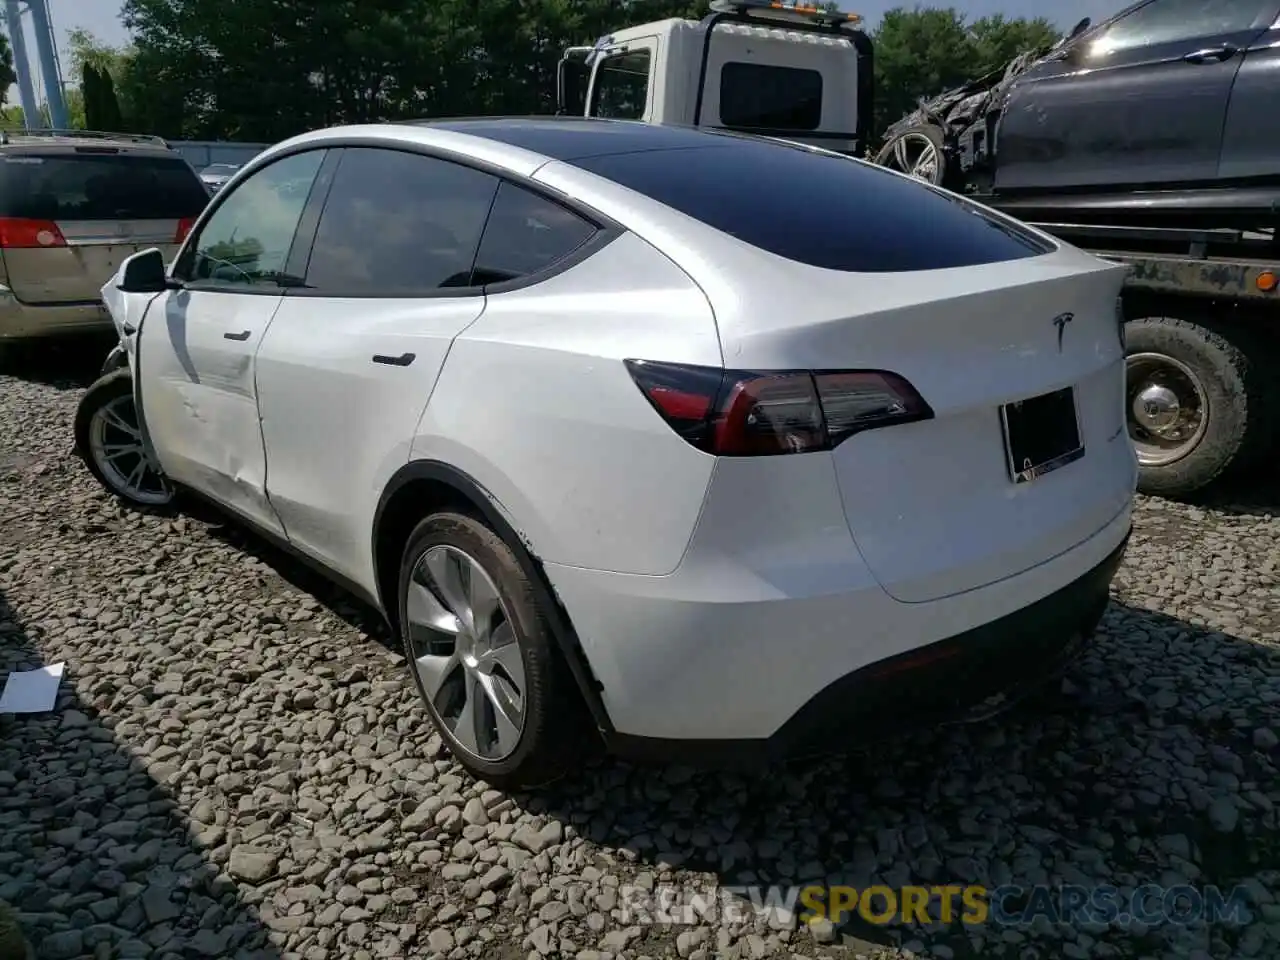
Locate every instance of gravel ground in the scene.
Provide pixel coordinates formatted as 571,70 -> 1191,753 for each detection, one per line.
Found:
1,348 -> 1278,960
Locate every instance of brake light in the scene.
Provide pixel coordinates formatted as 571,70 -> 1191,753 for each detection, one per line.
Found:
0,217 -> 66,249
175,217 -> 196,243
625,359 -> 932,456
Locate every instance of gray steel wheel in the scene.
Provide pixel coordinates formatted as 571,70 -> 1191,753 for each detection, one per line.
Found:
87,393 -> 173,506
888,131 -> 941,182
405,544 -> 527,762
1126,351 -> 1210,467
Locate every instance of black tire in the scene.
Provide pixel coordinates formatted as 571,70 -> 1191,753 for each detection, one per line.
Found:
874,124 -> 948,186
1125,315 -> 1275,498
73,369 -> 176,508
398,511 -> 590,789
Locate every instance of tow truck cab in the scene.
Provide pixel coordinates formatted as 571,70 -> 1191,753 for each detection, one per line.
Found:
557,0 -> 874,156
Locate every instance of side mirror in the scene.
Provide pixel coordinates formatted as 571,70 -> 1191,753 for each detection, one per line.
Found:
557,57 -> 589,116
1069,17 -> 1091,40
117,248 -> 169,294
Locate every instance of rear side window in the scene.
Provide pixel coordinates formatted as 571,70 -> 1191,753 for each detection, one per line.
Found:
0,151 -> 209,221
573,138 -> 1052,272
304,148 -> 499,295
472,182 -> 598,285
719,62 -> 823,131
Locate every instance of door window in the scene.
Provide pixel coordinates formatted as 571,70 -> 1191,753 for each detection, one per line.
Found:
180,149 -> 326,288
471,182 -> 598,285
718,63 -> 823,131
1090,0 -> 1274,56
302,148 -> 499,295
591,49 -> 652,120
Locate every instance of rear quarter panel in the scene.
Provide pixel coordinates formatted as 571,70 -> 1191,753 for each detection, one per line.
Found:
410,230 -> 722,576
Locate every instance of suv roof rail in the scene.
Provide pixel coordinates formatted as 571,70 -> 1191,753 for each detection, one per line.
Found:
0,128 -> 170,148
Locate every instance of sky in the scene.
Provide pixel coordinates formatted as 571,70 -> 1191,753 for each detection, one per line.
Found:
9,0 -> 1133,113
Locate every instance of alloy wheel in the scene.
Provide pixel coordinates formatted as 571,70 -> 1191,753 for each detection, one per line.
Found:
406,544 -> 527,761
889,132 -> 941,183
87,394 -> 173,505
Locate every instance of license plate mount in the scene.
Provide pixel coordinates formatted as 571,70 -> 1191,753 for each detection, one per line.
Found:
1000,385 -> 1084,484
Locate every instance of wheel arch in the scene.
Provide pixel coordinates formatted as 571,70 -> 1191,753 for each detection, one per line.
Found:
371,460 -> 614,735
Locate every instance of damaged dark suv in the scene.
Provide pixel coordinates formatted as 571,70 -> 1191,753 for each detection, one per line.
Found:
874,0 -> 1280,232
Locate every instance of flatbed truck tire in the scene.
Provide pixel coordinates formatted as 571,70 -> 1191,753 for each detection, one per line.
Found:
1124,315 -> 1275,499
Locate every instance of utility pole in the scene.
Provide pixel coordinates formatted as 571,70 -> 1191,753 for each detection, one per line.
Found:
1,0 -> 67,130
2,0 -> 40,128
26,0 -> 65,129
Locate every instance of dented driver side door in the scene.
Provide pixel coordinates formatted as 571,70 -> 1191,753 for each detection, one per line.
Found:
140,287 -> 285,532
136,148 -> 329,536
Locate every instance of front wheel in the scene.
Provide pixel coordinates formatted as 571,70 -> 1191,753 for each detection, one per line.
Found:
397,511 -> 591,789
73,369 -> 174,508
874,124 -> 948,186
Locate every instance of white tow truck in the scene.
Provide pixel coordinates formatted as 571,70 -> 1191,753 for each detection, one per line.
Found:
557,0 -> 874,156
557,0 -> 1280,500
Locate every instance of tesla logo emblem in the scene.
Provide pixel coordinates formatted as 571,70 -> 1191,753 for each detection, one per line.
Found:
1053,312 -> 1074,352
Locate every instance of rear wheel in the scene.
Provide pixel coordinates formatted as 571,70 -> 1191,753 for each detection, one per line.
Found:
875,124 -> 948,186
1124,315 -> 1274,498
397,511 -> 589,789
73,369 -> 174,507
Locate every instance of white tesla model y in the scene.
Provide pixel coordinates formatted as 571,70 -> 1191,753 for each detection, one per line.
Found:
77,118 -> 1137,788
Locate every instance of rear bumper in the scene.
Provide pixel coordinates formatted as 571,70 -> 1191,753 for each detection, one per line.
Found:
0,290 -> 112,339
605,526 -> 1128,768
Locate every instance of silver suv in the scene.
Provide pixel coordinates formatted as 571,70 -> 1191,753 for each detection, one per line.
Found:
0,129 -> 209,347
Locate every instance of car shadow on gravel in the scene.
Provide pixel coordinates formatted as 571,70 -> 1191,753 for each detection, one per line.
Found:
519,600 -> 1278,959
0,335 -> 115,389
1194,473 -> 1280,520
0,588 -> 284,960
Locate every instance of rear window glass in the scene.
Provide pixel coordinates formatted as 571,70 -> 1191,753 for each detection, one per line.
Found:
572,137 -> 1053,272
0,152 -> 209,221
719,62 -> 823,131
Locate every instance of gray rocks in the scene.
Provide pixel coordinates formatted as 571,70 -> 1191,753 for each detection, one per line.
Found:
227,846 -> 280,883
39,929 -> 84,960
1208,795 -> 1241,833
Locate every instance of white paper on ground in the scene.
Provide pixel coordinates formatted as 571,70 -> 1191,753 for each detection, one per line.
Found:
0,661 -> 65,713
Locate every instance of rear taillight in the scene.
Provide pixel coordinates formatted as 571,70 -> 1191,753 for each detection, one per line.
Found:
175,217 -> 196,243
625,359 -> 933,456
0,217 -> 66,249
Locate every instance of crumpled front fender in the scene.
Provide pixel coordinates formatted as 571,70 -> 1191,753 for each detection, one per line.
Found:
100,344 -> 129,378
98,250 -> 170,468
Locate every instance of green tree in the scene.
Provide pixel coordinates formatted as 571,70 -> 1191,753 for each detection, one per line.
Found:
67,29 -> 136,130
118,0 -> 712,140
63,87 -> 87,129
0,29 -> 14,104
968,14 -> 1060,77
871,7 -> 975,136
871,6 -> 1061,137
82,63 -> 126,131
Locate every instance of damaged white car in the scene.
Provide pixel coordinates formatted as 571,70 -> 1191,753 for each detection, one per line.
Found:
76,119 -> 1135,789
